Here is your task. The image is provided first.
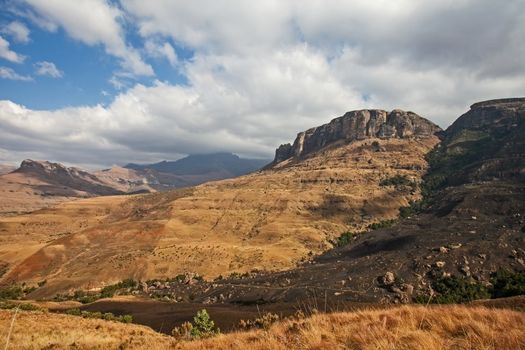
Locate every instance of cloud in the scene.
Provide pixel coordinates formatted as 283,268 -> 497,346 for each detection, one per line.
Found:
23,0 -> 153,76
0,45 -> 362,167
144,40 -> 177,66
0,66 -> 32,81
1,0 -> 525,167
0,36 -> 25,63
1,21 -> 30,43
34,61 -> 63,78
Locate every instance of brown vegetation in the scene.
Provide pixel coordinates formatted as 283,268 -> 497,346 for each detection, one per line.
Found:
0,137 -> 438,295
1,304 -> 524,349
180,305 -> 525,350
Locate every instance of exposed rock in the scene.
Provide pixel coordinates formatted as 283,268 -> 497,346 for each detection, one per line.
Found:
379,272 -> 396,286
401,283 -> 414,296
435,261 -> 446,268
448,243 -> 462,249
272,109 -> 441,164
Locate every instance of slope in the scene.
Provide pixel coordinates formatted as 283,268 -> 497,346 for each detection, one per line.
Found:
187,98 -> 525,305
0,108 -> 440,296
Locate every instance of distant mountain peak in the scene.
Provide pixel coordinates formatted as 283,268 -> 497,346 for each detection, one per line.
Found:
125,152 -> 270,177
273,109 -> 441,164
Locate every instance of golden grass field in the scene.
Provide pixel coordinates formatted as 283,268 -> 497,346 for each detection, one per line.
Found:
0,137 -> 439,296
1,303 -> 524,349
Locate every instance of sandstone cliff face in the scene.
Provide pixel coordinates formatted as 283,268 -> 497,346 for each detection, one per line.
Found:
274,109 -> 441,164
447,97 -> 525,134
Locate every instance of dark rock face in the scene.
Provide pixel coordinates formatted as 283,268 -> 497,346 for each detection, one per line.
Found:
448,98 -> 525,135
273,109 -> 441,163
428,97 -> 525,187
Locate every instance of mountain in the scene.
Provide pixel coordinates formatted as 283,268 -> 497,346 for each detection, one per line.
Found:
0,155 -> 263,216
177,98 -> 525,305
273,109 -> 440,164
125,152 -> 270,178
0,160 -> 125,216
0,108 -> 440,296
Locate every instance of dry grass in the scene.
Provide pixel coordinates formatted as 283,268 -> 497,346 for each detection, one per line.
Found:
0,309 -> 175,350
179,305 -> 525,350
2,305 -> 523,350
0,137 -> 438,295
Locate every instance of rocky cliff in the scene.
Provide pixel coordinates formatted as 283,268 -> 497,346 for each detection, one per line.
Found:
273,109 -> 441,163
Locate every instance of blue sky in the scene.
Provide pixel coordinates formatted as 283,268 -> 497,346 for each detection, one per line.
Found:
0,0 -> 524,168
0,4 -> 192,109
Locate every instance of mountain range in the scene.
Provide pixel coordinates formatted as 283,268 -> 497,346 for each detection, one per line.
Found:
0,153 -> 269,216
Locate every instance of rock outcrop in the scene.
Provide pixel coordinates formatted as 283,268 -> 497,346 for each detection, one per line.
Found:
273,109 -> 441,164
448,97 -> 525,134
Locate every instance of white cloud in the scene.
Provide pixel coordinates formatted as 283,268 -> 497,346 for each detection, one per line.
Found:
2,0 -> 525,167
144,40 -> 177,66
2,21 -> 30,43
0,67 -> 32,81
23,0 -> 153,76
0,36 -> 25,63
108,75 -> 127,90
34,61 -> 63,78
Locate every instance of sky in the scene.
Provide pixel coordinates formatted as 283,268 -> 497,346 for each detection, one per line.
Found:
0,0 -> 524,168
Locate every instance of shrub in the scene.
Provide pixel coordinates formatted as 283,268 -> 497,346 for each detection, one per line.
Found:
491,269 -> 525,298
172,321 -> 193,341
121,314 -> 133,324
63,308 -> 132,324
172,309 -> 219,341
238,312 -> 280,330
18,303 -> 41,311
380,175 -> 416,190
335,231 -> 354,247
399,200 -> 422,218
191,309 -> 220,339
0,301 -> 41,311
367,219 -> 396,230
0,285 -> 23,300
416,276 -> 490,304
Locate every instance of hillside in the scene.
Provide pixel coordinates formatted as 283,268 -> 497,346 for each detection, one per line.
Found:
0,160 -> 125,216
1,304 -> 524,349
0,164 -> 15,175
0,154 -> 270,217
179,98 -> 525,305
0,108 -> 440,296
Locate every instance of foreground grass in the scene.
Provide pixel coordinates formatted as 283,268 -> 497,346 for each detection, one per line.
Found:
181,305 -> 525,350
1,304 -> 524,349
0,310 -> 175,350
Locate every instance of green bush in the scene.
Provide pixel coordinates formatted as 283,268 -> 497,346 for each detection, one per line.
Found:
380,175 -> 415,188
399,200 -> 422,218
491,269 -> 525,298
63,308 -> 133,324
171,309 -> 220,341
416,276 -> 490,304
335,231 -> 354,247
0,285 -> 24,300
367,219 -> 396,230
0,301 -> 41,311
121,314 -> 133,323
100,278 -> 138,298
191,309 -> 220,339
